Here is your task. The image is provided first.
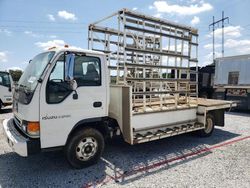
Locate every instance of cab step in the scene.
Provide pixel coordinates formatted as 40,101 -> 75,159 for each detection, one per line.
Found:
133,122 -> 204,144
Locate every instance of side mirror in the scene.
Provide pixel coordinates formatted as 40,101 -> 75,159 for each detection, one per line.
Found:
70,80 -> 78,100
65,53 -> 75,81
70,80 -> 78,91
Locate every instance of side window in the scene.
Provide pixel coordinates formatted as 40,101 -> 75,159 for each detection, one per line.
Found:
49,61 -> 64,80
202,73 -> 209,87
210,73 -> 215,86
228,72 -> 239,85
74,56 -> 101,86
46,58 -> 72,104
0,74 -> 10,87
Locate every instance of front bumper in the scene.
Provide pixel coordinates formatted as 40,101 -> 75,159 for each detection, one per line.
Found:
2,118 -> 40,157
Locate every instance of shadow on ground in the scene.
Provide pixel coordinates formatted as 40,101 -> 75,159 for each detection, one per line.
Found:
0,127 -> 240,188
226,111 -> 250,117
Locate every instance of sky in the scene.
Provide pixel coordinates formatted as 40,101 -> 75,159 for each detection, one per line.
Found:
1,0 -> 250,71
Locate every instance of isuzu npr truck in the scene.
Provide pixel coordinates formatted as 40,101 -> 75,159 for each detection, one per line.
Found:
3,9 -> 235,168
0,71 -> 13,111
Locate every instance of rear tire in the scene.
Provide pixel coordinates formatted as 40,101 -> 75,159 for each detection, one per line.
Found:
65,127 -> 104,169
197,114 -> 214,137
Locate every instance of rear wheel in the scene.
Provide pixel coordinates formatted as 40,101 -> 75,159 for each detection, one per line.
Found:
65,127 -> 104,169
197,114 -> 214,137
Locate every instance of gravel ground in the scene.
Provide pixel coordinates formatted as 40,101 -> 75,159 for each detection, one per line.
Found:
0,108 -> 249,188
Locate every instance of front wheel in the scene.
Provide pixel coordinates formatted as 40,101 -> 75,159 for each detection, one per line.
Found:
197,114 -> 215,137
65,127 -> 104,169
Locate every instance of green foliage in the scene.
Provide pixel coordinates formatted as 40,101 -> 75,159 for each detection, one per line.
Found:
9,70 -> 23,82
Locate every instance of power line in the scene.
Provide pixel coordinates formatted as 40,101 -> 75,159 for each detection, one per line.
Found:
0,25 -> 85,31
0,29 -> 84,34
0,20 -> 88,25
209,11 -> 229,61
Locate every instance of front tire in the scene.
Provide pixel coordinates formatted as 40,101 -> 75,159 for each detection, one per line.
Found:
65,127 -> 104,169
197,114 -> 214,137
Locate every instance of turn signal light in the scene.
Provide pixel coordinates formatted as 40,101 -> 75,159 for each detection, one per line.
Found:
27,122 -> 40,136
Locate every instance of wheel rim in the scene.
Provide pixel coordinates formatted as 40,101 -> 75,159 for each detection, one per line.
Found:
204,117 -> 213,134
76,137 -> 98,161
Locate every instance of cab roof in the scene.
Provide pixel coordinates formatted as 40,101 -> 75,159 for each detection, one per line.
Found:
46,46 -> 105,56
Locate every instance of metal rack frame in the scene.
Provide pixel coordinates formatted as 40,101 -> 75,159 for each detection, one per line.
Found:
88,9 -> 199,114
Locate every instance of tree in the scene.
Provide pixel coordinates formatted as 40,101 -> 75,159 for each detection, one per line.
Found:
9,70 -> 23,82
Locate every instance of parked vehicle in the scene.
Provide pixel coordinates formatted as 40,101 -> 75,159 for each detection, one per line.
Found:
0,71 -> 13,111
177,65 -> 215,99
3,9 -> 235,169
198,64 -> 215,99
214,54 -> 250,110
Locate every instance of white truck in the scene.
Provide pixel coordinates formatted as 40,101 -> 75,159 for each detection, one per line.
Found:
3,9 -> 235,169
214,54 -> 250,110
0,71 -> 13,111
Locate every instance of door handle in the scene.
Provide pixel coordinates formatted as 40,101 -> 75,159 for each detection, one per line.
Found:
93,101 -> 102,108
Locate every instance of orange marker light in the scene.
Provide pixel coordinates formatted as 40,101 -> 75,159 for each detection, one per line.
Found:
27,122 -> 40,136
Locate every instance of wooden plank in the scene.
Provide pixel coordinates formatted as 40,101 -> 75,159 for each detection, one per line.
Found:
196,98 -> 235,107
121,62 -> 190,70
124,25 -> 191,42
125,46 -> 190,59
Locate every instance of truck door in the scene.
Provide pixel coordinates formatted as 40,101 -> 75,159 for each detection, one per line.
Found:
0,72 -> 12,105
39,53 -> 107,148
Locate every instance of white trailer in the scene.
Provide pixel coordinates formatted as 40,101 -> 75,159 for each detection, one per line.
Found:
214,54 -> 250,110
0,71 -> 13,111
3,9 -> 235,169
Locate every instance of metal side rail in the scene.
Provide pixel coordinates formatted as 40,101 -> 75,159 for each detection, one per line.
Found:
133,122 -> 204,144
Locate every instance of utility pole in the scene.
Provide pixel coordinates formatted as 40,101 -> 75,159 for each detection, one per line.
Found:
212,16 -> 215,61
209,11 -> 229,61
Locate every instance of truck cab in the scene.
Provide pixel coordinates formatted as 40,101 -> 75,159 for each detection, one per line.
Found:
3,47 -> 110,168
0,71 -> 13,111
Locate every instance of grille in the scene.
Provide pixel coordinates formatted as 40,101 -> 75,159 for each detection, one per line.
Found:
14,115 -> 22,128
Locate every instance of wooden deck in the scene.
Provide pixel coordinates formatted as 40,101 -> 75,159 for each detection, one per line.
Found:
132,97 -> 236,114
195,98 -> 236,107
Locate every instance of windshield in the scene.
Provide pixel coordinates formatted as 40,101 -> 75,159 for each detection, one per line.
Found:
18,51 -> 55,92
0,72 -> 10,87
